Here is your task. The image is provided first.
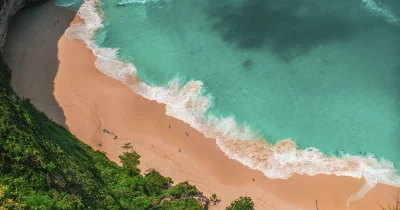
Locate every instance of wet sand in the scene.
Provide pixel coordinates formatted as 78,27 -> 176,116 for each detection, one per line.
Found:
4,2 -> 399,210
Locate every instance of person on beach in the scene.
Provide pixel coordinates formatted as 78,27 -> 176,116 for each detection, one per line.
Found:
179,149 -> 181,152
186,132 -> 189,136
253,178 -> 255,181
169,125 -> 171,128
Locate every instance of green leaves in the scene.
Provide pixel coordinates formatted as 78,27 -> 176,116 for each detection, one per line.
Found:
0,64 -> 209,209
121,143 -> 133,151
0,57 -> 252,210
226,197 -> 255,210
158,198 -> 203,210
119,151 -> 141,176
25,195 -> 53,209
44,162 -> 56,171
0,54 -> 12,86
144,170 -> 173,196
166,182 -> 202,199
210,193 -> 220,205
380,198 -> 400,210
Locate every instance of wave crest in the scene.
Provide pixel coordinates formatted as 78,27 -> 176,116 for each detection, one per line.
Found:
116,0 -> 172,6
361,0 -> 400,24
65,0 -> 400,205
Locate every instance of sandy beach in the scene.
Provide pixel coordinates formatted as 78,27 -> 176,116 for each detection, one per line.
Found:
4,2 -> 399,209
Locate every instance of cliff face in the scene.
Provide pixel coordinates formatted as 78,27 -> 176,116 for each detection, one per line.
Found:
0,0 -> 47,53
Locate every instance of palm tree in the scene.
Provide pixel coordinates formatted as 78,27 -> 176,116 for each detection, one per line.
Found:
210,193 -> 220,205
121,143 -> 132,151
380,194 -> 400,210
380,201 -> 399,210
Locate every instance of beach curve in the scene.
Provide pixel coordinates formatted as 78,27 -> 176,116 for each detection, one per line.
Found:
3,1 -> 400,209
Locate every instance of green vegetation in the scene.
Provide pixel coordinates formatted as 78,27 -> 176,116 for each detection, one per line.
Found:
0,53 -> 255,209
210,194 -> 220,205
380,196 -> 400,210
226,197 -> 255,210
0,55 -> 208,209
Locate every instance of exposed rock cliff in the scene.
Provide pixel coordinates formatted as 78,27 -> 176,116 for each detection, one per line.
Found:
0,0 -> 47,53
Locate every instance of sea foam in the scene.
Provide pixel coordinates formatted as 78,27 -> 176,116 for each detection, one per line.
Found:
55,0 -> 83,11
361,0 -> 400,24
65,0 -> 400,205
116,0 -> 172,6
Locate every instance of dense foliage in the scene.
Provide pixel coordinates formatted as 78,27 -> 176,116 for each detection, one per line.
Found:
0,56 -> 206,209
226,197 -> 255,210
0,54 -> 255,209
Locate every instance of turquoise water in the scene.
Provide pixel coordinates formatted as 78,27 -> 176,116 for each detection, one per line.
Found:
55,0 -> 83,11
58,0 -> 400,184
95,0 -> 400,165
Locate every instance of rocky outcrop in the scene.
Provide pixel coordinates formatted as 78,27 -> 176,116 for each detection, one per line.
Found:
0,0 -> 47,53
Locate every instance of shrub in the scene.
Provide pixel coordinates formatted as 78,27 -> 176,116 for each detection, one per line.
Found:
226,197 -> 255,210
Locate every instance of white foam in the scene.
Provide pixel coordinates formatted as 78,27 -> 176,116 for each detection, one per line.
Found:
361,0 -> 400,24
116,0 -> 172,6
347,181 -> 377,207
66,0 -> 400,205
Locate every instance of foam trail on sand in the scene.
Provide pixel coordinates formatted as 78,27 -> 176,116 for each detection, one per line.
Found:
65,0 -> 400,205
347,181 -> 377,207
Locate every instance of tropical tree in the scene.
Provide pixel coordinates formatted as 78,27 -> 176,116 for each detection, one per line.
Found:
210,193 -> 220,205
119,151 -> 141,176
121,143 -> 132,151
380,197 -> 400,210
226,197 -> 255,210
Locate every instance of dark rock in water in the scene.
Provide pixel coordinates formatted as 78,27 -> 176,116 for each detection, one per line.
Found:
243,59 -> 254,70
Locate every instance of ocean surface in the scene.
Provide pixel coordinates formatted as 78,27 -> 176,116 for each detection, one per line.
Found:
57,0 -> 400,201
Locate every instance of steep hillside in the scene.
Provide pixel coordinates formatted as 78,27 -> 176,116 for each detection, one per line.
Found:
0,56 -> 209,209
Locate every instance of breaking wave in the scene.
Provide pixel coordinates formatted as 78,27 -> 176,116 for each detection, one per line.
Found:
55,0 -> 83,11
65,0 -> 400,205
116,0 -> 172,6
361,0 -> 400,24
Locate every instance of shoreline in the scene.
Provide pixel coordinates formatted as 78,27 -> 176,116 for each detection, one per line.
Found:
4,2 -> 399,210
73,0 -> 400,190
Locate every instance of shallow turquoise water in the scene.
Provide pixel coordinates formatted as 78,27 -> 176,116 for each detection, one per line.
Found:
60,0 -> 400,169
55,0 -> 83,11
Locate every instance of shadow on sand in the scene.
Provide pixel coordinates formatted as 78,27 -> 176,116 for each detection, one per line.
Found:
3,1 -> 75,128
